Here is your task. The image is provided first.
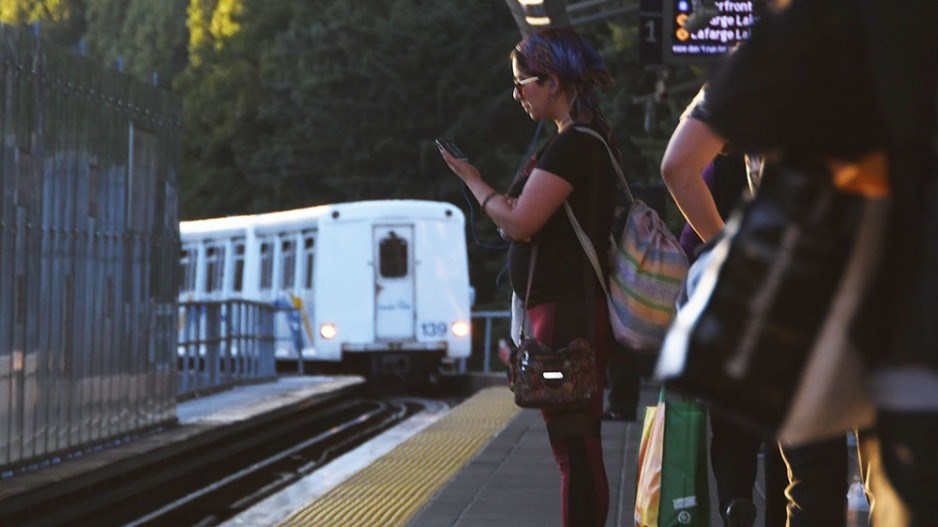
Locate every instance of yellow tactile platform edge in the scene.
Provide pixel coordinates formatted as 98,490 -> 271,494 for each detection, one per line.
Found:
278,387 -> 521,527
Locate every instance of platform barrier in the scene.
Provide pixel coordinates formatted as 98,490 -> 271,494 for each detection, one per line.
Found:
177,300 -> 277,398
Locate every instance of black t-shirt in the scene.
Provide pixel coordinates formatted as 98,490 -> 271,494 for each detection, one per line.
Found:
702,0 -> 886,164
506,125 -> 618,306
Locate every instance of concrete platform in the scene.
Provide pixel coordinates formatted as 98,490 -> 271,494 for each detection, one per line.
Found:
406,382 -> 771,527
249,380 -> 762,527
176,376 -> 364,425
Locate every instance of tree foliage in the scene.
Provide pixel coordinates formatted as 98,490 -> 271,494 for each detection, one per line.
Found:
83,0 -> 188,88
1,0 -> 695,306
0,0 -> 86,45
175,0 -> 528,219
171,0 -> 533,303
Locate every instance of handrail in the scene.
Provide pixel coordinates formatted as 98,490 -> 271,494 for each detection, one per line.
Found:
177,300 -> 277,398
471,310 -> 510,373
177,306 -> 511,382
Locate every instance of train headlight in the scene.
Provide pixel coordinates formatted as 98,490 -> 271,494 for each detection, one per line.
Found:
320,323 -> 337,340
451,321 -> 470,338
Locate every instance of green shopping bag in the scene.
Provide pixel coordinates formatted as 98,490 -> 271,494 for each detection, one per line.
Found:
635,388 -> 710,527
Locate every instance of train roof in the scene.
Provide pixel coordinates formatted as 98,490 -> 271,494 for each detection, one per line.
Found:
180,200 -> 464,237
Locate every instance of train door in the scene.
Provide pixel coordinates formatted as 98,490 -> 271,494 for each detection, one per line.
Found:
275,234 -> 297,357
298,231 -> 316,349
373,225 -> 415,341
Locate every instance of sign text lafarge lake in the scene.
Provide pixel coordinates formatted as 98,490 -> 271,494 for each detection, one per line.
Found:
670,0 -> 757,58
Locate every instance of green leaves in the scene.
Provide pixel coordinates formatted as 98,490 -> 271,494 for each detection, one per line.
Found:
12,0 -> 689,306
175,0 -> 528,220
81,0 -> 188,88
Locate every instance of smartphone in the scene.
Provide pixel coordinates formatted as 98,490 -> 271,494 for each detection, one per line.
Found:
436,139 -> 468,161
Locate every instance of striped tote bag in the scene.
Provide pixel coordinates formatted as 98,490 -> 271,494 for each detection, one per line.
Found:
607,200 -> 689,353
568,127 -> 689,354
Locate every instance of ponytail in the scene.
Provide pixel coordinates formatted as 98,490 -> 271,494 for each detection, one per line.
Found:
571,89 -> 620,163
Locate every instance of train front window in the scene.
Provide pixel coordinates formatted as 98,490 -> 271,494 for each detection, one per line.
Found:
379,231 -> 408,278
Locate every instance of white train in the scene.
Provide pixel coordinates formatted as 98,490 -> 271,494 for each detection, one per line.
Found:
178,200 -> 473,381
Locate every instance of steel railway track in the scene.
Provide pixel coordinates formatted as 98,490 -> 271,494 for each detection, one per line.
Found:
0,393 -> 419,527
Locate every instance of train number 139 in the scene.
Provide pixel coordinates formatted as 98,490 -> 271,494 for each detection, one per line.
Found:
420,322 -> 448,337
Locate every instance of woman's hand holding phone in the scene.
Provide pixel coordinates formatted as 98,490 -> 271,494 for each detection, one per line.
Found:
437,139 -> 480,184
435,139 -> 468,160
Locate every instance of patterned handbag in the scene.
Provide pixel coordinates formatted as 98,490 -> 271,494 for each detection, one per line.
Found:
510,337 -> 597,410
508,246 -> 598,410
568,127 -> 689,354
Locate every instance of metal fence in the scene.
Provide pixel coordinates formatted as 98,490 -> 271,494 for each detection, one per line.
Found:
177,301 -> 277,398
470,310 -> 510,374
0,25 -> 181,472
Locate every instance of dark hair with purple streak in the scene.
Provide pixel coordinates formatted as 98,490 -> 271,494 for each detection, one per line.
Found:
512,27 -> 619,160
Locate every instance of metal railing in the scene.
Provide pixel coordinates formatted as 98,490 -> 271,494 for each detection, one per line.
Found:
175,307 -> 513,384
470,310 -> 510,374
0,25 -> 181,472
177,300 -> 277,398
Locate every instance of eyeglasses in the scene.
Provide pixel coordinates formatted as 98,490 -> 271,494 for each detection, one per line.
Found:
513,75 -> 542,93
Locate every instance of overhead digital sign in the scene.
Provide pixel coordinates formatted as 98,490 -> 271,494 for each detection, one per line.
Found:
641,0 -> 765,65
669,0 -> 758,60
665,0 -> 761,60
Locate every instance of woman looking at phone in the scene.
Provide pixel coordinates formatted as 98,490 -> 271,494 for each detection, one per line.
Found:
438,27 -> 620,527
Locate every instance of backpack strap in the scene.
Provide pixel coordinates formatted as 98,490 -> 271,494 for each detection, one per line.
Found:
564,201 -> 610,302
572,126 -> 634,206
563,126 -> 633,302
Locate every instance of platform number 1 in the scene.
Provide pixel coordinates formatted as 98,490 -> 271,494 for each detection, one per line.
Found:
645,19 -> 658,43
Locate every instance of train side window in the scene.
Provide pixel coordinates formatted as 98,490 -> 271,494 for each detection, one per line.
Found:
179,249 -> 191,293
260,241 -> 273,290
180,247 -> 197,293
232,241 -> 245,292
281,238 -> 296,289
303,235 -> 315,289
205,245 -> 225,292
379,231 -> 408,278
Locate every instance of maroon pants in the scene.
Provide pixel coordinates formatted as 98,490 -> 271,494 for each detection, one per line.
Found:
527,298 -> 611,527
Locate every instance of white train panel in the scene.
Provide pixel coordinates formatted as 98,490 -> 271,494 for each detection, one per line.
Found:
179,200 -> 473,372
